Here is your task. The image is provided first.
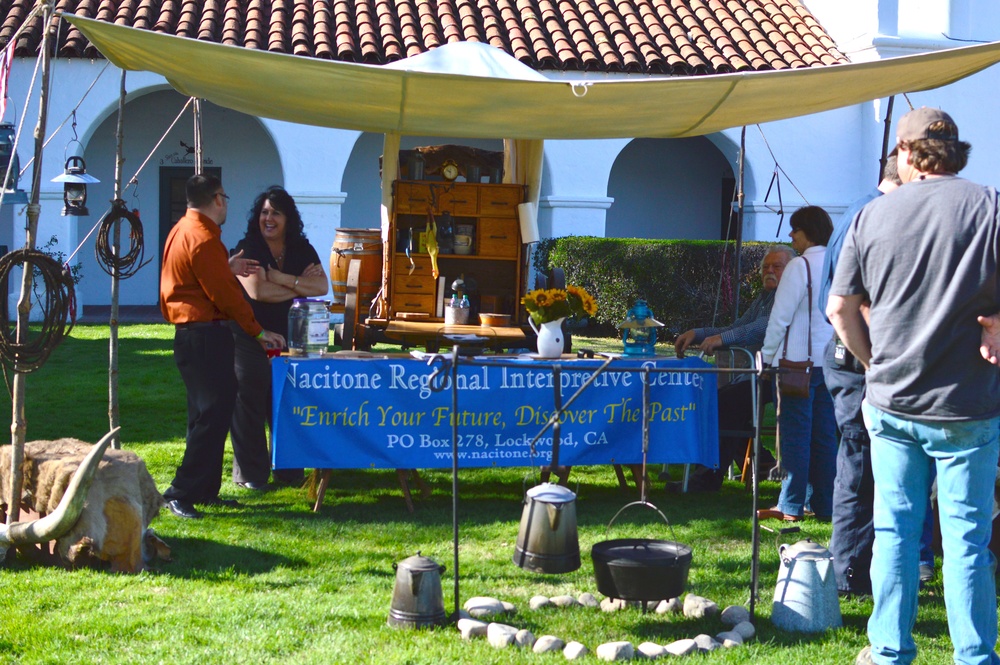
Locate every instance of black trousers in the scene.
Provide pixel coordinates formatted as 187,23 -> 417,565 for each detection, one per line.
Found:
231,324 -> 273,485
824,336 -> 874,594
692,379 -> 775,490
164,324 -> 237,504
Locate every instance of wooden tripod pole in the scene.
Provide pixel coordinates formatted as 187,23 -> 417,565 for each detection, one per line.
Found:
106,71 -> 127,449
7,0 -> 53,525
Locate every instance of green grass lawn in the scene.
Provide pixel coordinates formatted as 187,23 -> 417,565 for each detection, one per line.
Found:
0,325 -> 956,664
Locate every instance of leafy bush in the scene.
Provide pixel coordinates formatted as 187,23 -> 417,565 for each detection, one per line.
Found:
533,237 -> 778,336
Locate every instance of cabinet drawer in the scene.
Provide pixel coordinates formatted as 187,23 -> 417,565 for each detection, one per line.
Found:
394,272 -> 436,294
479,186 -> 523,216
478,218 -> 520,257
394,182 -> 478,215
394,255 -> 434,279
394,183 -> 433,213
391,293 -> 436,315
437,184 -> 478,216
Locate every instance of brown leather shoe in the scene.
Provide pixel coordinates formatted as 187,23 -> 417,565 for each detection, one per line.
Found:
756,507 -> 802,522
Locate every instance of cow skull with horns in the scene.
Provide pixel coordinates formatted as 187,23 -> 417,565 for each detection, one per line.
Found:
1,428 -> 116,560
0,428 -> 168,572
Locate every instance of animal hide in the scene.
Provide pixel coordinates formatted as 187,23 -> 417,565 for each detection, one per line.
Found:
0,438 -> 168,572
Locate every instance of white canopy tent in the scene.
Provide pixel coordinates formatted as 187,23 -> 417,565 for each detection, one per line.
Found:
60,14 -> 1000,141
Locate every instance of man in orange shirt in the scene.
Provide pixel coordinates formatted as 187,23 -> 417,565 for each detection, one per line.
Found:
160,174 -> 285,519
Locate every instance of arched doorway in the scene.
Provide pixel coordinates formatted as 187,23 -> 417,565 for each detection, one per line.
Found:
81,90 -> 282,308
606,137 -> 735,240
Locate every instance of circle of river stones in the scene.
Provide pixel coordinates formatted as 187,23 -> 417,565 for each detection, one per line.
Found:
456,593 -> 756,660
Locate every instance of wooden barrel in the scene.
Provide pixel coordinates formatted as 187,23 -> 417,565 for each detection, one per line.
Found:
330,229 -> 383,313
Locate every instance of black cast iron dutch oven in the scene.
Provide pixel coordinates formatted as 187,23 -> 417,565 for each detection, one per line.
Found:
591,537 -> 693,601
590,500 -> 693,602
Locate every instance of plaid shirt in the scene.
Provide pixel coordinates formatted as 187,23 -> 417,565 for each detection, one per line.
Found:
691,288 -> 776,353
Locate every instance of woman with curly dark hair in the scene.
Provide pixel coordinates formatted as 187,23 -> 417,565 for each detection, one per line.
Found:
230,186 -> 327,489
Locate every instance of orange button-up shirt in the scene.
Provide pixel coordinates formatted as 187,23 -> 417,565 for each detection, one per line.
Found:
159,209 -> 263,338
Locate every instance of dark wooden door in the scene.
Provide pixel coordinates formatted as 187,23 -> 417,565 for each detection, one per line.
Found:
157,166 -> 221,299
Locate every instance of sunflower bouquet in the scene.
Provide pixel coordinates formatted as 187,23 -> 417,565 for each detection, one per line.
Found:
521,285 -> 598,325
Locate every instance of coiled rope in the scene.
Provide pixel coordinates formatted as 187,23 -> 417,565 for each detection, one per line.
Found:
0,248 -> 76,373
94,199 -> 148,278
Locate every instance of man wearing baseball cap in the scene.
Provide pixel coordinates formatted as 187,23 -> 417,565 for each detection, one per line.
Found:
828,108 -> 1000,665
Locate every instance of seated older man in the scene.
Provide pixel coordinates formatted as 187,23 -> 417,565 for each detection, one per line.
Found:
672,245 -> 795,491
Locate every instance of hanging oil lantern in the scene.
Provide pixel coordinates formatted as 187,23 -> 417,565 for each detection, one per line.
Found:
51,155 -> 100,216
0,123 -> 28,205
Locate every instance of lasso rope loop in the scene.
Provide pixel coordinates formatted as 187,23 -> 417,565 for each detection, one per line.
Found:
0,248 -> 75,373
95,199 -> 148,278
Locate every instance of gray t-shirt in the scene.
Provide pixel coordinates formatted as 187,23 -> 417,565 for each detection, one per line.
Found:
831,176 -> 1000,421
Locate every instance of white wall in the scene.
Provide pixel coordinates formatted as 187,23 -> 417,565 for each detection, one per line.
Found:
949,0 -> 1000,42
800,0 -> 881,55
539,139 -> 626,238
718,105 -> 868,242
803,0 -> 1000,193
606,136 -> 732,240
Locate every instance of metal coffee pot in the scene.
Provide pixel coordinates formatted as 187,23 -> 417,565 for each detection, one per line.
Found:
387,552 -> 446,628
771,539 -> 842,633
513,482 -> 580,574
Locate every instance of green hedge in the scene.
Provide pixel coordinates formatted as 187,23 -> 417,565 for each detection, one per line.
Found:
532,237 -> 779,335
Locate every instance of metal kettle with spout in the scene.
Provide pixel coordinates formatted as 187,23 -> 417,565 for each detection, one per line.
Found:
387,552 -> 446,628
513,482 -> 580,574
771,538 -> 842,633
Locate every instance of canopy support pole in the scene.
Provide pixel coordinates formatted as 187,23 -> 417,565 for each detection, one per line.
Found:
879,96 -> 895,185
733,126 -> 747,318
107,70 -> 126,449
193,99 -> 203,172
8,0 -> 54,526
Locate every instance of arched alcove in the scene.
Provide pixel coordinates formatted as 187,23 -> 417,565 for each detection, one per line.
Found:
606,137 -> 735,240
340,134 -> 503,229
80,90 -> 281,307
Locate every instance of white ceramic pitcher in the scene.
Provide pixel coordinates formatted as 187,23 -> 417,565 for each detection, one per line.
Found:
529,317 -> 566,358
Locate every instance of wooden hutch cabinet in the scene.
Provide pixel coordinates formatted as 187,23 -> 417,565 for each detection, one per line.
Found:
388,180 -> 526,321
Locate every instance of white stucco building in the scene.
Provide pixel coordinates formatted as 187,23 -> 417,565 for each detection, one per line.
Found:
1,0 -> 999,313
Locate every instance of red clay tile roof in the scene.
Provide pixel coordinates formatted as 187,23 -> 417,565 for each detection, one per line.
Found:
2,0 -> 848,74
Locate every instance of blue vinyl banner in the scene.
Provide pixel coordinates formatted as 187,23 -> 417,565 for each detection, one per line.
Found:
271,356 -> 719,470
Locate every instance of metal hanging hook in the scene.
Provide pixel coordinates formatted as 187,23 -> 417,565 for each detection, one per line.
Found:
63,110 -> 84,163
425,352 -> 453,393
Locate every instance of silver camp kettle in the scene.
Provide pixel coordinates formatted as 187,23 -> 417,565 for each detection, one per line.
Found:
387,552 -> 446,628
772,538 -> 842,633
512,482 -> 580,574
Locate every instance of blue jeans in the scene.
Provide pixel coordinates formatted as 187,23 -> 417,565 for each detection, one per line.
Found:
776,367 -> 838,517
863,402 -> 1000,665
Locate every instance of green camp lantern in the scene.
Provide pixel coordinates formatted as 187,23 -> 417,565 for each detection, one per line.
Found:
618,299 -> 664,357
